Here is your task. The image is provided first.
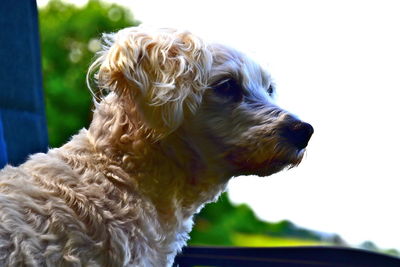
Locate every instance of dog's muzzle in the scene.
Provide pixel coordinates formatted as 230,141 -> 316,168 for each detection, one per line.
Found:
281,120 -> 314,150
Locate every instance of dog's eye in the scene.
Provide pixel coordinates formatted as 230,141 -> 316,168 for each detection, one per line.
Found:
267,85 -> 274,96
213,79 -> 243,102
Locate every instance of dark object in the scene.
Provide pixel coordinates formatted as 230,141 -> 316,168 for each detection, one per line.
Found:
0,0 -> 48,166
0,117 -> 7,168
173,246 -> 400,267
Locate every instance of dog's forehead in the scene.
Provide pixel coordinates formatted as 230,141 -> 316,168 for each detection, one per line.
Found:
208,43 -> 272,98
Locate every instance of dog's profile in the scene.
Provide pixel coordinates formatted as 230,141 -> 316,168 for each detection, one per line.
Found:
0,27 -> 313,266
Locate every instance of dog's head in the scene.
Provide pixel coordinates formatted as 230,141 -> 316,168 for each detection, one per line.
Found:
89,26 -> 313,178
193,44 -> 314,177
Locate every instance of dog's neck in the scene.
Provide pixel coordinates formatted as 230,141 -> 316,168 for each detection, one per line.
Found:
84,96 -> 230,222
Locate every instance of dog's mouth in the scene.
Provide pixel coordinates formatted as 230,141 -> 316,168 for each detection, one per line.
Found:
219,129 -> 309,177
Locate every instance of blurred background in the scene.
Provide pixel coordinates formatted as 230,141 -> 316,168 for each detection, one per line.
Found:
36,0 -> 400,256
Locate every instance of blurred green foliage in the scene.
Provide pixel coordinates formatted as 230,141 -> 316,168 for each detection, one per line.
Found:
190,192 -> 336,246
39,0 -> 138,147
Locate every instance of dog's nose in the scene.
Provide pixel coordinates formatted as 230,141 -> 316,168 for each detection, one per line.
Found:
281,121 -> 314,150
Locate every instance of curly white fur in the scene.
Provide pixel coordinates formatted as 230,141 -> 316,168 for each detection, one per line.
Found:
0,26 -> 312,266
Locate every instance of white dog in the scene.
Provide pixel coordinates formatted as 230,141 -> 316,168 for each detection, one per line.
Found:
0,27 -> 313,266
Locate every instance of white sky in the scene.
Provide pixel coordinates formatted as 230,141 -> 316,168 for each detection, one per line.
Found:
38,0 -> 400,250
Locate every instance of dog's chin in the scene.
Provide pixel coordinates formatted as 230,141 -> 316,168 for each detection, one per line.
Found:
235,159 -> 293,177
231,151 -> 305,177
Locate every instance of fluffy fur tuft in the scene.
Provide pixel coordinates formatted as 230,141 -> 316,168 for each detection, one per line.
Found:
89,27 -> 213,135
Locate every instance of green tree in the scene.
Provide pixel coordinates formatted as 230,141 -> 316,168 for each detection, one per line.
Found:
39,0 -> 139,147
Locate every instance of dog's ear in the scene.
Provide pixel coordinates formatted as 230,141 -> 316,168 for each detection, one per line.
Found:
94,27 -> 212,135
